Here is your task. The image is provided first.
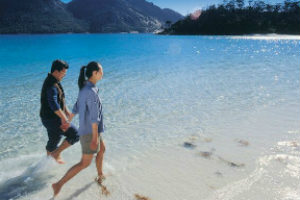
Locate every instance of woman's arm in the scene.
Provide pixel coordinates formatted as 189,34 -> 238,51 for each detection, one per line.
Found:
87,92 -> 101,150
69,100 -> 79,122
68,113 -> 76,122
90,123 -> 99,150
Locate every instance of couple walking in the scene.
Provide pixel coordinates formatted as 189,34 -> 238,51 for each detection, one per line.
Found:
40,60 -> 105,197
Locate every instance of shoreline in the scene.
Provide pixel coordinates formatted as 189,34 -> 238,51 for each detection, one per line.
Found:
1,33 -> 300,40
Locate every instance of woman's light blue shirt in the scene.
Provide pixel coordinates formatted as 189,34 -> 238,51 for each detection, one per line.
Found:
72,81 -> 104,136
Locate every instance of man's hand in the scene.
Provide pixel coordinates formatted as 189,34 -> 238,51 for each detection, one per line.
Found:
60,119 -> 70,132
54,109 -> 70,132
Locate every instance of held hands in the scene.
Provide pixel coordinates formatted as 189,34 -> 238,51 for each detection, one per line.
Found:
60,118 -> 70,132
54,109 -> 72,132
65,111 -> 71,121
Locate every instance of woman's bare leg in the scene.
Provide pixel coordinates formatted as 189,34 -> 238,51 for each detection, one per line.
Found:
52,154 -> 93,197
95,140 -> 105,180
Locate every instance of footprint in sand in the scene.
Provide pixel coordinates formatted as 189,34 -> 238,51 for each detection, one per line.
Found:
100,185 -> 110,196
236,139 -> 249,146
134,194 -> 151,200
203,137 -> 212,143
198,151 -> 213,159
214,171 -> 223,177
183,134 -> 213,149
217,156 -> 245,168
198,148 -> 215,159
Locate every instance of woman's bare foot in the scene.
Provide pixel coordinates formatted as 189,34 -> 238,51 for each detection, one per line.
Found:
52,183 -> 62,197
95,174 -> 106,185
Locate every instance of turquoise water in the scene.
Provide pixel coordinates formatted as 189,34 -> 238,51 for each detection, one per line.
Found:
0,34 -> 299,200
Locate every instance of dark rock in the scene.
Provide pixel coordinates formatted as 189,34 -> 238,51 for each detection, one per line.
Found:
183,142 -> 196,149
229,162 -> 245,167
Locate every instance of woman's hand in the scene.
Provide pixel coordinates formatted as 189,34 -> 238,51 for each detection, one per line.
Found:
90,123 -> 99,150
90,139 -> 98,151
68,113 -> 75,122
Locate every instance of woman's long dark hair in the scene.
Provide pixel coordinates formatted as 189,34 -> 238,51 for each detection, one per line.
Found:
78,61 -> 100,90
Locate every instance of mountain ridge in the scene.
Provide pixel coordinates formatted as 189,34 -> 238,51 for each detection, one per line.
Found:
0,0 -> 183,34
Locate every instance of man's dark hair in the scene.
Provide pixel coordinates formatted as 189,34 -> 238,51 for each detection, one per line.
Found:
51,60 -> 69,73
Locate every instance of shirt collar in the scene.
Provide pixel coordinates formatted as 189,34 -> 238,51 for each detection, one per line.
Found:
86,81 -> 99,93
86,81 -> 95,87
48,73 -> 59,83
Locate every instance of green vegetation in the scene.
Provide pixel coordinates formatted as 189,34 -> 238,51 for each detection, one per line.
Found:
162,0 -> 300,35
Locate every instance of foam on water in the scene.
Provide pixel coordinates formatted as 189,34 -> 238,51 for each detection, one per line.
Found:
205,127 -> 300,200
229,34 -> 300,40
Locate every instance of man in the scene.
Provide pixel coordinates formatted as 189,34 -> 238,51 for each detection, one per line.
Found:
40,60 -> 79,164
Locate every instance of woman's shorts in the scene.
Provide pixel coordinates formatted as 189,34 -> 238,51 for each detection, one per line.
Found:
80,133 -> 103,154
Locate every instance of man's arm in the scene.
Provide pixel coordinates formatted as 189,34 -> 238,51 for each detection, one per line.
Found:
54,109 -> 69,123
47,87 -> 70,130
64,105 -> 72,120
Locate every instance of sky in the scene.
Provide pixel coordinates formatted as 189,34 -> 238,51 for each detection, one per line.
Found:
61,0 -> 287,15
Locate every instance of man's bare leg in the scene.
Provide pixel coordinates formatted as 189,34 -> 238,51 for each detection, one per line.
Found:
51,140 -> 71,164
95,140 -> 105,184
52,154 -> 93,197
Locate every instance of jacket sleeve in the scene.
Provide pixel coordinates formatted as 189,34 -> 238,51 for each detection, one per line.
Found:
46,86 -> 60,111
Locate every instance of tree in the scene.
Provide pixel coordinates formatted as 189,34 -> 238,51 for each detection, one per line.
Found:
165,20 -> 172,28
253,1 -> 266,12
236,0 -> 245,9
161,0 -> 300,35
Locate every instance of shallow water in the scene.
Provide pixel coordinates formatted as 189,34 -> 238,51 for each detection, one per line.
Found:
0,34 -> 299,200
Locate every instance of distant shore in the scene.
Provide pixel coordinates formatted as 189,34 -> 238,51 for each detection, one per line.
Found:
1,33 -> 300,39
161,1 -> 300,36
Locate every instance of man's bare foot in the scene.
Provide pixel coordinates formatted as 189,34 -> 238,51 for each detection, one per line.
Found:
51,152 -> 65,164
52,183 -> 62,197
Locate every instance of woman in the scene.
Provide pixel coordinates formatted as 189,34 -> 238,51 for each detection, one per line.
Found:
52,61 -> 105,197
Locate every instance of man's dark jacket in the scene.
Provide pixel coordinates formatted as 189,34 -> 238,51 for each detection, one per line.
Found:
40,73 -> 65,120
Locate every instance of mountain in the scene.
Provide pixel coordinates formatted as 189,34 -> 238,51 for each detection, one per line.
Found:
0,0 -> 183,34
67,0 -> 183,33
125,0 -> 182,24
0,0 -> 88,34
